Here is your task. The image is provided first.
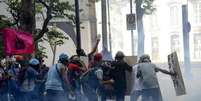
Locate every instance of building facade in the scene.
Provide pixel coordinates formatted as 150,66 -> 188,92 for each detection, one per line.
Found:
143,0 -> 201,63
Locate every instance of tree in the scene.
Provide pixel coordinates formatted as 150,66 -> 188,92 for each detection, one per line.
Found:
42,27 -> 69,65
135,0 -> 155,56
0,0 -> 75,58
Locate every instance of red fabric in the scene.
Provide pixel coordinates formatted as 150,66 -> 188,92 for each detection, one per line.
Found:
68,63 -> 81,72
0,28 -> 35,55
94,53 -> 102,62
15,55 -> 24,61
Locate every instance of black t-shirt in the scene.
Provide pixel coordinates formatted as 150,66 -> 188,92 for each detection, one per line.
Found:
111,60 -> 132,91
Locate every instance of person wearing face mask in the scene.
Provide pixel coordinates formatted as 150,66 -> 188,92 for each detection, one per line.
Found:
136,54 -> 176,101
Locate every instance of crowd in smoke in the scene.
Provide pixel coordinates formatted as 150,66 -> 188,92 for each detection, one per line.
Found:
0,38 -> 184,101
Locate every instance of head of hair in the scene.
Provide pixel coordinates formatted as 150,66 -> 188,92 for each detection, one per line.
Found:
139,54 -> 151,63
115,51 -> 125,60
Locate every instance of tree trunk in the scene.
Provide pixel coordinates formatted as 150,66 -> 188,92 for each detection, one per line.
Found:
20,0 -> 35,33
52,45 -> 57,65
136,0 -> 145,56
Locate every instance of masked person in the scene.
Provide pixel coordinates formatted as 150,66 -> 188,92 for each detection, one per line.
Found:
110,51 -> 132,101
45,53 -> 73,101
136,54 -> 176,101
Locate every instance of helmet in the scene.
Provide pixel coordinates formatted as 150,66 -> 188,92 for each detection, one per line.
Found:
115,51 -> 125,59
139,54 -> 150,63
59,53 -> 69,62
29,58 -> 39,65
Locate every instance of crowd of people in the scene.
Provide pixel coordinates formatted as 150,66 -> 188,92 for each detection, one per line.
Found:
0,39 -> 176,101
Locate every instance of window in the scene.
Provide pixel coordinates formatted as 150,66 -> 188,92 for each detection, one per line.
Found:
170,6 -> 179,26
194,34 -> 201,59
171,35 -> 180,54
194,2 -> 201,24
150,15 -> 158,29
152,37 -> 159,60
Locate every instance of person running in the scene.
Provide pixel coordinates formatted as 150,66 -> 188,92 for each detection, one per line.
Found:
45,53 -> 73,101
136,54 -> 176,101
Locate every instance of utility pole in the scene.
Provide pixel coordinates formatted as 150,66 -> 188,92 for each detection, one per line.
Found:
107,0 -> 112,53
130,0 -> 134,55
101,0 -> 108,50
75,0 -> 81,50
182,0 -> 191,77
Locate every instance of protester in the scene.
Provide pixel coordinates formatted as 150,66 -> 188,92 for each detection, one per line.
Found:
45,53 -> 73,101
18,58 -> 39,101
81,53 -> 104,101
68,55 -> 87,101
136,54 -> 176,101
6,57 -> 20,101
0,62 -> 9,101
34,57 -> 49,101
111,51 -> 132,101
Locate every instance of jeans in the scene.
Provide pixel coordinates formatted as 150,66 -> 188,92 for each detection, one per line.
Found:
46,89 -> 68,101
130,90 -> 142,101
82,83 -> 98,101
0,93 -> 8,101
141,88 -> 163,101
114,89 -> 125,101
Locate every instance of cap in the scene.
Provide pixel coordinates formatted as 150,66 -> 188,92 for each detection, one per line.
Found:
59,53 -> 69,62
29,58 -> 39,65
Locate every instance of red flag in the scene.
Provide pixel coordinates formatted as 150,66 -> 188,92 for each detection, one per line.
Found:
1,28 -> 35,55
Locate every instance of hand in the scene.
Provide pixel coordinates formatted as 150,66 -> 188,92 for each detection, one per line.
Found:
110,79 -> 114,83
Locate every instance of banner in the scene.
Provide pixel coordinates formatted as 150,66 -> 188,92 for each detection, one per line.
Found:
168,52 -> 186,96
1,28 -> 35,55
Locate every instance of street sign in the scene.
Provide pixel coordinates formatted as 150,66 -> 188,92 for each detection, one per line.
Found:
126,14 -> 136,30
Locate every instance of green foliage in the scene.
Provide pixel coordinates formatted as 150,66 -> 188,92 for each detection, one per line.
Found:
43,27 -> 69,47
4,0 -> 21,25
0,15 -> 13,29
142,0 -> 156,15
0,36 -> 4,59
35,43 -> 48,58
1,0 -> 75,58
